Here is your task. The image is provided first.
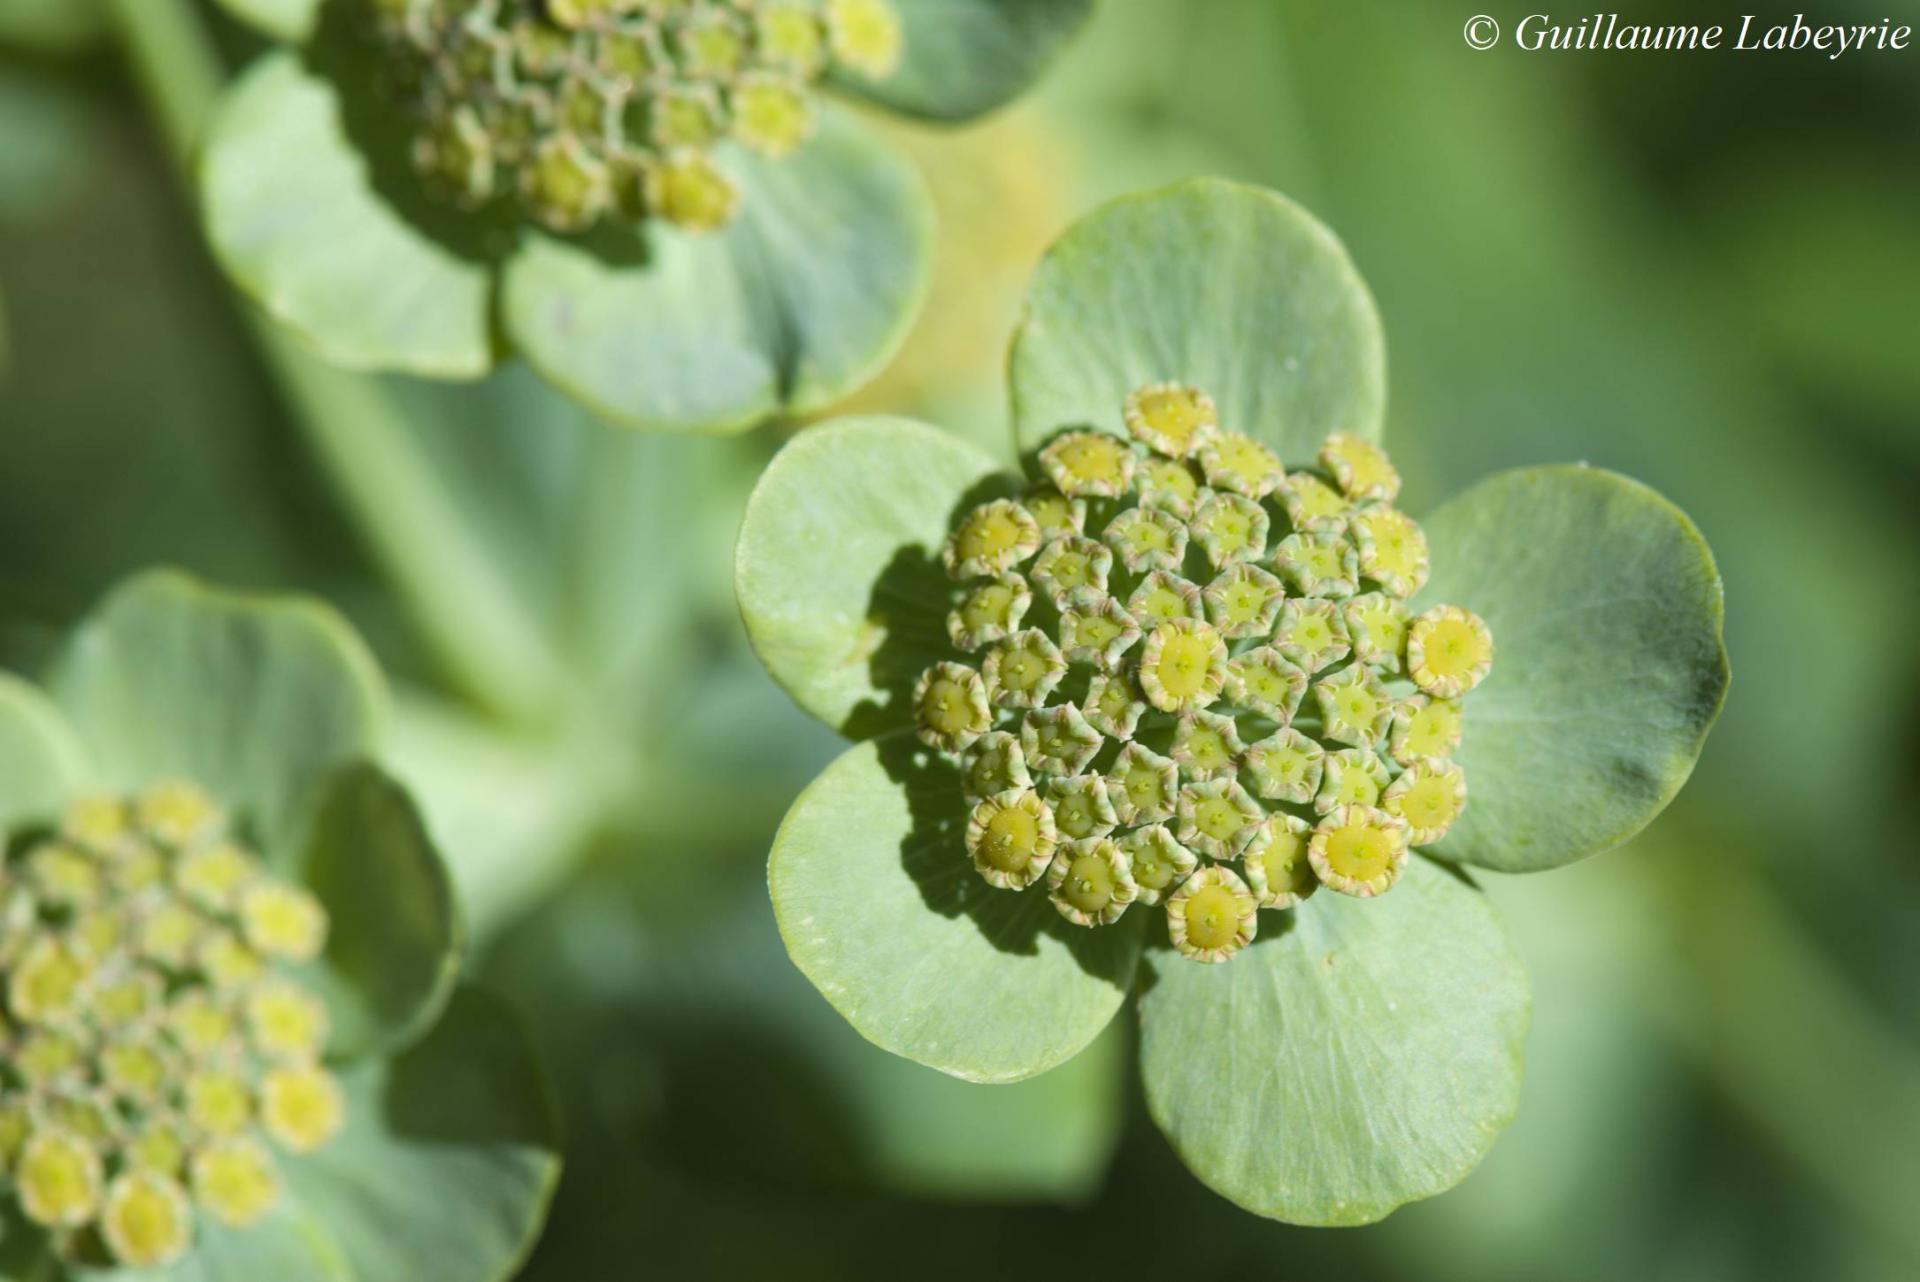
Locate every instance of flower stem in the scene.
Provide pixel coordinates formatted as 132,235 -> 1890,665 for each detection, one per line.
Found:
102,0 -> 567,728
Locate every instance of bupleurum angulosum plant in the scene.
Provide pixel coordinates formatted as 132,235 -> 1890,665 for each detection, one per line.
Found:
0,571 -> 558,1277
195,0 -> 1093,431
737,179 -> 1730,1224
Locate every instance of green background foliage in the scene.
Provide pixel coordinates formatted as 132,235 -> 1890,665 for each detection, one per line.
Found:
3,0 -> 1918,1277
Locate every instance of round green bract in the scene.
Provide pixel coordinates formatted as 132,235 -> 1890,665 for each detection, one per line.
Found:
769,735 -> 1141,1083
1137,857 -> 1529,1225
1416,467 -> 1729,873
1010,179 -> 1387,461
831,0 -> 1095,120
502,109 -> 933,433
736,417 -> 1004,736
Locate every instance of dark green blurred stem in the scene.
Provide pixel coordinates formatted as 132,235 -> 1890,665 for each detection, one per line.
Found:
1653,871 -> 1920,1269
104,0 -> 567,729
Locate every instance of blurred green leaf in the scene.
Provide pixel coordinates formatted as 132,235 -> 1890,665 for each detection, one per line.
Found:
769,734 -> 1140,1083
287,986 -> 560,1282
296,763 -> 461,1061
1417,467 -> 1729,873
1701,148 -> 1920,449
1137,857 -> 1528,1226
0,673 -> 87,828
200,51 -> 496,380
1009,178 -> 1385,459
210,0 -> 316,42
0,0 -> 101,53
49,570 -> 387,846
833,0 -> 1094,122
500,109 -> 933,433
0,68 -> 97,226
736,416 -> 1001,736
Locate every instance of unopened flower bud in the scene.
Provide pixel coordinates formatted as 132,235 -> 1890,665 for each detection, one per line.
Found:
826,0 -> 905,79
1407,605 -> 1494,698
1046,838 -> 1138,927
1308,805 -> 1410,898
1030,535 -> 1112,607
943,499 -> 1041,580
965,789 -> 1057,890
1203,563 -> 1285,639
1039,431 -> 1136,499
1058,589 -> 1141,669
1271,598 -> 1351,674
1273,529 -> 1359,599
1275,471 -> 1349,532
1126,570 -> 1205,626
1383,756 -> 1468,845
1316,748 -> 1390,814
1225,647 -> 1307,724
1124,382 -> 1219,458
1343,592 -> 1409,672
1311,664 -> 1392,748
912,661 -> 991,753
1081,671 -> 1147,742
1166,866 -> 1257,963
1103,506 -> 1188,574
1198,432 -> 1285,499
1137,618 -> 1229,714
1170,710 -> 1244,781
1175,778 -> 1263,859
983,631 -> 1067,711
1135,457 -> 1202,518
101,1169 -> 192,1268
1318,433 -> 1401,503
1189,490 -> 1269,568
1349,506 -> 1429,598
1116,824 -> 1197,907
1019,703 -> 1103,776
191,1137 -> 279,1228
960,731 -> 1031,802
1048,774 -> 1119,841
1106,743 -> 1179,826
1241,813 -> 1317,908
947,572 -> 1033,651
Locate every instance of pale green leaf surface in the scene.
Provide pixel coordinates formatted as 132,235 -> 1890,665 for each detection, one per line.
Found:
501,107 -> 932,433
736,416 -> 1003,737
770,735 -> 1139,1083
286,987 -> 560,1282
1137,858 -> 1529,1226
0,675 -> 87,830
209,0 -> 317,41
1010,178 -> 1385,460
74,1203 -> 354,1282
832,0 -> 1094,121
1417,467 -> 1729,873
295,764 -> 461,1061
199,52 -> 495,380
49,570 -> 387,848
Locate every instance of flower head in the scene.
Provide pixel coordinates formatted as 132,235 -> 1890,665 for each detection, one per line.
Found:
912,385 -> 1495,956
0,785 -> 344,1264
366,0 -> 906,234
